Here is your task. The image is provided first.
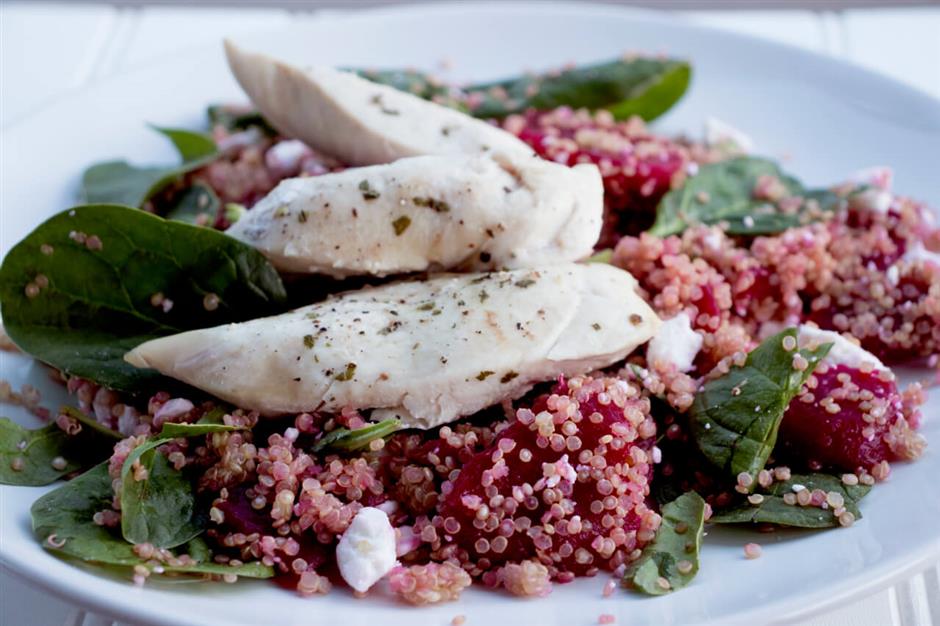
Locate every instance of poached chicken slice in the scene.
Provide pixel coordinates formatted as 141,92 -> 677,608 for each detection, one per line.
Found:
226,152 -> 603,277
224,41 -> 532,165
125,264 -> 660,428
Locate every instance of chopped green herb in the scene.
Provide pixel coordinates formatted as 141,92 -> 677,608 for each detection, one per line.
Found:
303,334 -> 316,349
476,370 -> 495,381
514,278 -> 536,288
416,302 -> 435,311
479,289 -> 490,303
392,216 -> 411,236
378,321 -> 402,335
500,371 -> 519,384
359,180 -> 380,200
412,196 -> 451,212
335,363 -> 357,381
591,323 -> 602,331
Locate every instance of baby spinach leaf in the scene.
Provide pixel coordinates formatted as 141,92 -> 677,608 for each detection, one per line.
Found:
165,182 -> 220,226
465,57 -> 691,121
207,104 -> 277,135
312,418 -> 401,453
691,328 -> 832,482
0,204 -> 287,391
32,463 -> 141,564
82,162 -> 176,209
358,57 -> 690,122
586,248 -> 613,264
81,127 -> 218,208
355,68 -> 465,109
150,126 -> 216,163
32,463 -> 273,578
624,492 -> 706,595
120,437 -> 202,548
710,473 -> 871,528
159,422 -> 242,439
0,418 -> 82,486
1,408 -> 122,486
648,157 -> 841,237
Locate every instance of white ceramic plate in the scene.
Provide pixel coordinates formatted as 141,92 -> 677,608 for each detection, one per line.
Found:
1,3 -> 939,625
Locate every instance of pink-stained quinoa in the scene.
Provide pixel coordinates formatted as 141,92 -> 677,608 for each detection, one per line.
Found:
5,99 -> 934,606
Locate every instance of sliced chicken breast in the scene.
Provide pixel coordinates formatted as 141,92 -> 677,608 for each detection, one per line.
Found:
125,263 -> 660,428
224,41 -> 533,165
226,152 -> 603,277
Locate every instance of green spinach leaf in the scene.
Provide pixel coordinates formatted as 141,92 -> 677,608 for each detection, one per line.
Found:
159,422 -> 242,439
81,127 -> 217,208
355,68 -> 465,109
468,57 -> 691,121
0,418 -> 82,486
0,204 -> 287,391
585,248 -> 613,264
624,492 -> 706,595
31,463 -> 272,578
312,418 -> 401,453
207,104 -> 277,135
648,157 -> 842,237
691,328 -> 831,482
165,182 -> 220,226
120,438 -> 202,548
358,57 -> 690,122
150,126 -> 216,163
710,473 -> 871,528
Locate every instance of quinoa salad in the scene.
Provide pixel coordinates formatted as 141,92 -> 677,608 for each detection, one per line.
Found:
1,39 -> 937,611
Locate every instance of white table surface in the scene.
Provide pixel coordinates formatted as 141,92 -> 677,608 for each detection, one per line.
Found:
0,2 -> 938,625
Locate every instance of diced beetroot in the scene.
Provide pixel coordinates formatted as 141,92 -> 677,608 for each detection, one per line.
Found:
216,486 -> 271,536
437,376 -> 660,580
777,364 -> 924,472
502,108 -> 689,246
733,266 -> 777,319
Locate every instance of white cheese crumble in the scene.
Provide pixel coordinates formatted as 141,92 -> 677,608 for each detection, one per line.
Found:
886,265 -> 900,286
798,325 -> 885,372
902,241 -> 940,268
704,116 -> 754,153
336,507 -> 397,593
646,313 -> 703,372
849,188 -> 893,214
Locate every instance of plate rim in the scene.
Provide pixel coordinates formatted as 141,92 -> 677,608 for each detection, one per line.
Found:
1,2 -> 938,625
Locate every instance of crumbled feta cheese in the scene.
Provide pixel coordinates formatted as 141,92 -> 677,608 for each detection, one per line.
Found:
336,507 -> 397,593
886,265 -> 900,286
646,313 -> 703,372
798,325 -> 885,371
902,241 -> 940,268
702,229 -> 723,252
704,116 -> 754,153
848,165 -> 893,191
849,188 -> 893,214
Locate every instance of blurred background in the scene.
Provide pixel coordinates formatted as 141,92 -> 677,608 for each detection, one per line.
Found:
2,0 -> 939,128
1,1 -> 939,625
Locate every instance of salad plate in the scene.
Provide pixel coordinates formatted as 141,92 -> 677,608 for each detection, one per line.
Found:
1,3 -> 939,626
